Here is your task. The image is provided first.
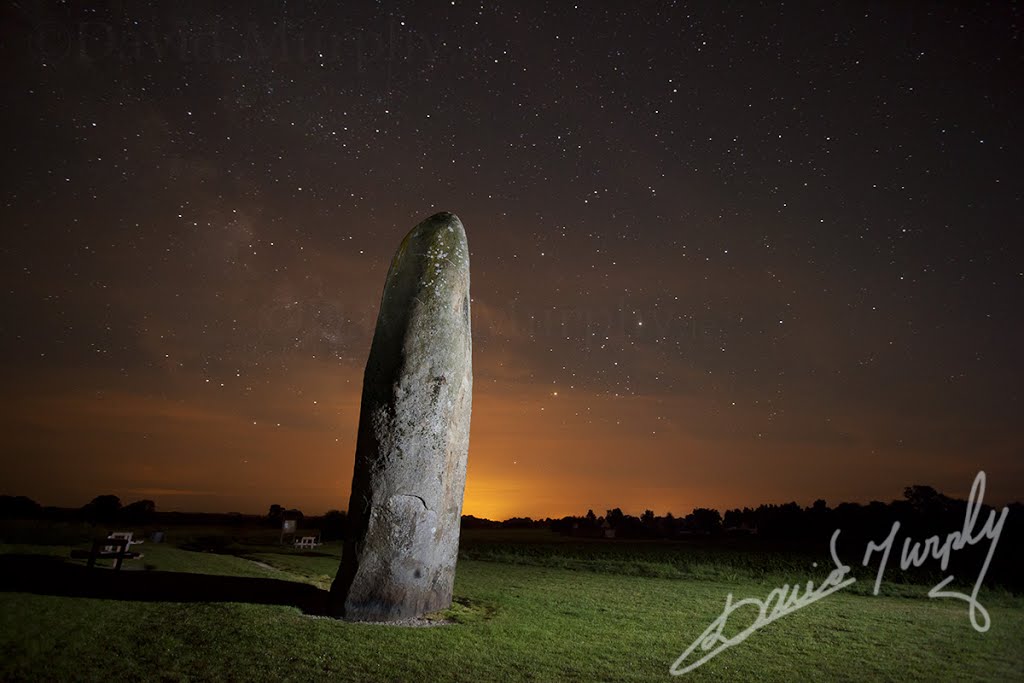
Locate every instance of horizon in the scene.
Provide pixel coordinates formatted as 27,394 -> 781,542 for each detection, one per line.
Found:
8,469 -> 1020,520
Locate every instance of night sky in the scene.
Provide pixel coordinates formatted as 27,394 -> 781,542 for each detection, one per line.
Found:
2,1 -> 1021,520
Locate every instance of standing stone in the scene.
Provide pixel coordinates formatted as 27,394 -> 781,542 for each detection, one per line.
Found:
330,212 -> 472,621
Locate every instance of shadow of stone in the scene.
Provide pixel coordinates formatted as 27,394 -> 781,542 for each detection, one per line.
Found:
0,554 -> 331,616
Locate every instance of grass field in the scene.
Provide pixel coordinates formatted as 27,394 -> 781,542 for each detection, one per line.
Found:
1,528 -> 1022,681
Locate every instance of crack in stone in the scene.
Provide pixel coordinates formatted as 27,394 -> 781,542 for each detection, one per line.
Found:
397,493 -> 429,511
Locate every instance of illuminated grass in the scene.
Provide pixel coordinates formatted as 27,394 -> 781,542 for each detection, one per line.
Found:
0,540 -> 1021,681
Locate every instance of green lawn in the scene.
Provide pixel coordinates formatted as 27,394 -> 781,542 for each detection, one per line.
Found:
0,537 -> 1021,681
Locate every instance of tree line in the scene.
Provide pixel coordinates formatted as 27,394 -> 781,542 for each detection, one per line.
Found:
465,485 -> 1022,544
5,484 -> 1019,549
0,494 -> 157,524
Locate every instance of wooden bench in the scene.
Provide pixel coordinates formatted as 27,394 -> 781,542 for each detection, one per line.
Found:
70,538 -> 142,570
105,531 -> 142,552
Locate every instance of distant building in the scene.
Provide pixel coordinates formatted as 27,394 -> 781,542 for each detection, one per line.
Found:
601,519 -> 616,539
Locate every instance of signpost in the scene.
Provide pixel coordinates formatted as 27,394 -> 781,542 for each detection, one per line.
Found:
280,518 -> 296,545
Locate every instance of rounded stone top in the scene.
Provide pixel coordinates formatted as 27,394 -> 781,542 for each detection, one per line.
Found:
405,212 -> 467,262
422,211 -> 462,227
378,210 -> 468,327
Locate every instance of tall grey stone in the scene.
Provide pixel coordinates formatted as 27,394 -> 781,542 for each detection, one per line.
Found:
330,211 -> 472,621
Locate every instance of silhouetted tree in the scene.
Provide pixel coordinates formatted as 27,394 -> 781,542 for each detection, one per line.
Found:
0,495 -> 42,519
686,508 -> 722,534
903,485 -> 943,511
549,515 -> 576,534
756,501 -> 804,537
805,498 -> 831,537
502,516 -> 538,528
461,515 -> 499,529
662,511 -> 677,537
320,509 -> 348,540
267,504 -> 284,526
121,499 -> 156,523
81,495 -> 121,523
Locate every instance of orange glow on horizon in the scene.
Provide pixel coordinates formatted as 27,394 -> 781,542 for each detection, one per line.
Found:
4,358 -> 1021,520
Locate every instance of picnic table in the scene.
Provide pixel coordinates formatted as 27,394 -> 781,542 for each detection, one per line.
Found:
70,534 -> 144,570
293,536 -> 322,550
